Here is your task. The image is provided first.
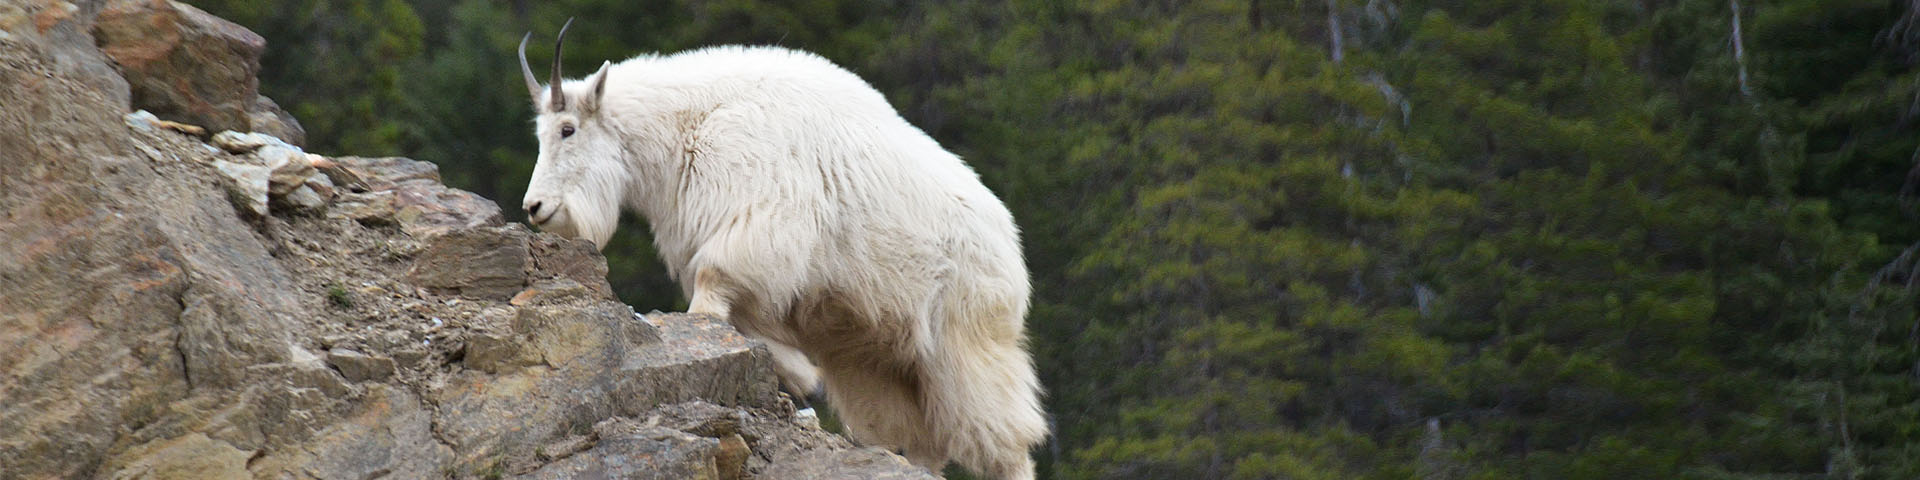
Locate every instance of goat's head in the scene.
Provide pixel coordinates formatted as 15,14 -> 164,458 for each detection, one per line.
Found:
519,18 -> 624,249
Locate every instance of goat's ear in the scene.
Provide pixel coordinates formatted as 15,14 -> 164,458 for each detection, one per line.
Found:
582,61 -> 612,115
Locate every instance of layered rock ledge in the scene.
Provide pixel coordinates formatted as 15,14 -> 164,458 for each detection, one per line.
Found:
0,1 -> 933,478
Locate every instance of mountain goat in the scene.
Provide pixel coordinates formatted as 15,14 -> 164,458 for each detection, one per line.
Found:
515,21 -> 1046,479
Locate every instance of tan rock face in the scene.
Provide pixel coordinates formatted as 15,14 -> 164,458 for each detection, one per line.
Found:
0,23 -> 295,477
94,0 -> 265,134
100,433 -> 252,480
517,422 -> 723,480
407,226 -> 537,300
0,4 -> 938,479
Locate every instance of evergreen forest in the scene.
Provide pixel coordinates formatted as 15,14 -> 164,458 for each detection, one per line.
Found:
190,0 -> 1920,478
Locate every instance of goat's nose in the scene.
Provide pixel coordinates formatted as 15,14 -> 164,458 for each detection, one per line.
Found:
525,201 -> 545,219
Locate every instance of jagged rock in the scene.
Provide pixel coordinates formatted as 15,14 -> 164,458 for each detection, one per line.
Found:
271,165 -> 335,214
530,233 -> 619,299
432,311 -> 775,475
288,173 -> 336,211
327,348 -> 395,382
517,422 -> 722,480
0,41 -> 303,467
0,0 -> 134,107
209,130 -> 276,154
305,171 -> 336,198
330,190 -> 398,225
250,94 -> 306,146
463,332 -> 540,374
263,145 -> 313,195
392,182 -> 506,237
795,408 -> 822,430
2,11 -> 932,479
640,401 -> 940,479
94,0 -> 264,134
98,433 -> 251,480
762,447 -> 939,480
211,159 -> 269,216
717,433 -> 751,480
275,184 -> 327,213
313,156 -> 370,193
323,157 -> 505,236
406,225 -> 534,300
205,137 -> 335,214
511,278 -> 595,306
124,109 -> 161,132
127,109 -> 207,137
246,385 -> 454,480
333,155 -> 443,185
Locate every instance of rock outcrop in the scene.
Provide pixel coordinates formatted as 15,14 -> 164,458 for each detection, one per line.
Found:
92,0 -> 304,144
0,2 -> 932,479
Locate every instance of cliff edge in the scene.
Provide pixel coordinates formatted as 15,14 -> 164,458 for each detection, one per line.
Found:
0,1 -> 932,478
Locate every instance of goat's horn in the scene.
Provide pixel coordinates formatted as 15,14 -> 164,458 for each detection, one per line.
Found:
550,17 -> 575,112
517,32 -> 541,103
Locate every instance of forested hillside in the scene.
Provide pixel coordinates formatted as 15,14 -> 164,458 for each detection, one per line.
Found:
191,0 -> 1920,478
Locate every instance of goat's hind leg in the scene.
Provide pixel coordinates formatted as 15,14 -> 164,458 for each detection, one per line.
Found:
766,341 -> 823,407
817,352 -> 947,473
923,334 -> 1045,480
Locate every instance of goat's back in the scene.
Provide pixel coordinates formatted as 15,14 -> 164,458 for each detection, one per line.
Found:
632,45 -> 1028,297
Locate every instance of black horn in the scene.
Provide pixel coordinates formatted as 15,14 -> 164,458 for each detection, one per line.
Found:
517,32 -> 541,103
550,17 -> 575,111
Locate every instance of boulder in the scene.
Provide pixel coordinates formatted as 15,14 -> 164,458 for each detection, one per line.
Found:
510,278 -> 597,306
430,309 -> 776,475
530,233 -> 619,299
406,225 -> 534,300
761,447 -> 940,480
244,385 -> 454,480
322,156 -> 506,236
249,94 -> 306,146
326,348 -> 396,382
515,420 -> 722,480
0,33 -> 300,476
98,433 -> 251,480
0,0 -> 134,108
209,130 -> 277,154
262,144 -> 313,195
94,0 -> 265,134
211,159 -> 270,216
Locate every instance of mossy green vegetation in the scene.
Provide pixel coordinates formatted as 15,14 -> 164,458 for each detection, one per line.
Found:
325,282 -> 351,309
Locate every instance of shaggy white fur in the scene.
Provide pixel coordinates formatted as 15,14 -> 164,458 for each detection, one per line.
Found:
517,36 -> 1046,479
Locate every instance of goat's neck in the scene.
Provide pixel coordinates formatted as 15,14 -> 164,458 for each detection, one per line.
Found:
615,97 -> 727,283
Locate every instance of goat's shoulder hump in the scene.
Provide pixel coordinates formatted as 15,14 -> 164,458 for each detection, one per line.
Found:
652,45 -> 865,85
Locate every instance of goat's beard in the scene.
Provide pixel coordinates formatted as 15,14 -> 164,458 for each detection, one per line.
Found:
557,190 -> 620,250
544,176 -> 623,250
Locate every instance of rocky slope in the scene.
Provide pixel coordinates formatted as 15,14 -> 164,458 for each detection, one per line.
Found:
0,1 -> 932,478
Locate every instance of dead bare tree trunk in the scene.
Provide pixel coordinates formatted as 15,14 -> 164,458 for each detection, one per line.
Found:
1249,0 -> 1263,30
1328,0 -> 1345,63
1731,0 -> 1753,98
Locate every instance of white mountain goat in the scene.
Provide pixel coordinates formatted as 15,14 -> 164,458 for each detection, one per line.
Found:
514,21 -> 1047,479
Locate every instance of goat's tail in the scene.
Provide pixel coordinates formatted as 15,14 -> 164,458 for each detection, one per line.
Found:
920,300 -> 1047,480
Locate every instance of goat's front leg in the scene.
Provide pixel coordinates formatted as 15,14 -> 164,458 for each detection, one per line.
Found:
687,266 -> 738,319
686,266 -> 824,409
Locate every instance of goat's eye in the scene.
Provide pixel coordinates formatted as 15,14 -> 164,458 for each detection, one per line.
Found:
560,125 -> 575,138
